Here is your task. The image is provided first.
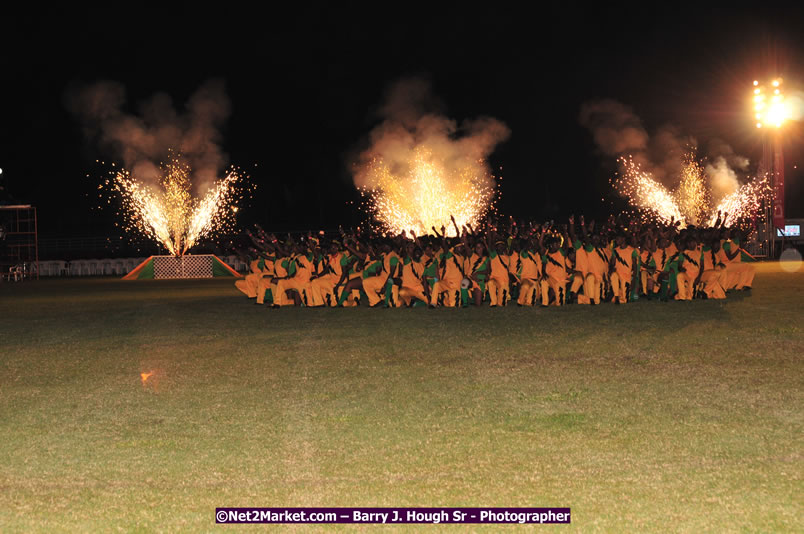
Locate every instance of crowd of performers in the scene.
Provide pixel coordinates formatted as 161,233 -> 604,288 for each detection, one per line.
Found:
235,212 -> 756,308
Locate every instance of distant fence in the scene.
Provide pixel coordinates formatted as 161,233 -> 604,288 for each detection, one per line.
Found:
36,255 -> 248,277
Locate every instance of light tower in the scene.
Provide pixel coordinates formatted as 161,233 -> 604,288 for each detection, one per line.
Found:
753,78 -> 789,256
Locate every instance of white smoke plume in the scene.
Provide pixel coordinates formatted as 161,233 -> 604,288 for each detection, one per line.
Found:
66,79 -> 230,188
705,138 -> 749,172
706,156 -> 741,205
702,138 -> 749,204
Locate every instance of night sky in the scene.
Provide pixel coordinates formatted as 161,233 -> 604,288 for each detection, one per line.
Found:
2,6 -> 803,240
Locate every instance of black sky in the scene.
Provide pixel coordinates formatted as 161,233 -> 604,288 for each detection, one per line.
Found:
2,6 -> 803,238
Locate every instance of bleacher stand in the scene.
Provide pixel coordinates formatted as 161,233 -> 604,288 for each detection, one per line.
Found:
112,260 -> 126,275
231,256 -> 247,273
70,260 -> 89,276
41,260 -> 67,276
42,255 -> 246,276
38,261 -> 55,277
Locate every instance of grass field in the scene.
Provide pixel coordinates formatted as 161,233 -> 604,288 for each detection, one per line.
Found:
1,262 -> 802,532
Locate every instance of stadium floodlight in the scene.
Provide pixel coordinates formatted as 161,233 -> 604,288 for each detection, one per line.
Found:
754,78 -> 789,129
753,77 -> 789,257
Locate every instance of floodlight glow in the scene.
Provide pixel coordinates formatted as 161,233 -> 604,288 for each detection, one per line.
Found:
766,101 -> 788,127
753,78 -> 789,128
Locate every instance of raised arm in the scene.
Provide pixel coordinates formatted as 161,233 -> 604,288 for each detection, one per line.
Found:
271,235 -> 289,258
410,229 -> 424,251
568,215 -> 577,245
484,218 -> 495,254
450,215 -> 461,239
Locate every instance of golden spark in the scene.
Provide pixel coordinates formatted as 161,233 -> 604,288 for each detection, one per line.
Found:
615,153 -> 769,229
708,174 -> 771,226
676,153 -> 711,226
614,156 -> 684,226
110,155 -> 245,256
358,147 -> 496,236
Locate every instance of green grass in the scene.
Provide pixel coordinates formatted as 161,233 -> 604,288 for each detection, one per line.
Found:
0,263 -> 802,532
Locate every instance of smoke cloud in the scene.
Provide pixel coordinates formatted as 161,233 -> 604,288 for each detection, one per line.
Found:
649,125 -> 695,184
702,138 -> 748,203
352,78 -> 510,190
705,138 -> 749,169
706,156 -> 740,205
579,99 -> 698,187
578,99 -> 648,156
580,98 -> 750,201
66,79 -> 231,187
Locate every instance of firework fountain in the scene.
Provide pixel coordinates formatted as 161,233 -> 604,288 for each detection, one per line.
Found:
676,153 -> 711,226
352,78 -> 509,237
358,147 -> 498,237
613,156 -> 683,225
105,154 -> 246,256
613,151 -> 770,229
